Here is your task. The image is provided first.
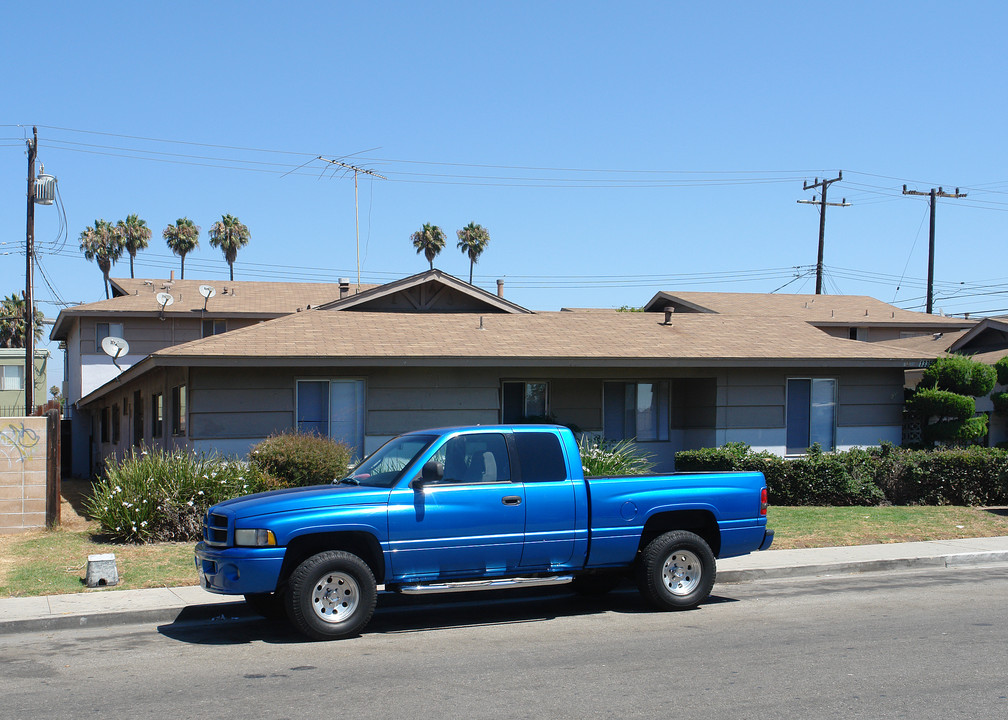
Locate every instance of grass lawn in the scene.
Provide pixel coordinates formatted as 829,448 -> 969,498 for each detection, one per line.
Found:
1,503 -> 1006,598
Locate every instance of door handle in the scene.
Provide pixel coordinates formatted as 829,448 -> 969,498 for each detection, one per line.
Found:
501,495 -> 522,506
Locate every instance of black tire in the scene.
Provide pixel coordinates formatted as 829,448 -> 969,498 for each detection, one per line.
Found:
571,572 -> 623,596
287,550 -> 377,641
636,530 -> 716,611
244,592 -> 287,622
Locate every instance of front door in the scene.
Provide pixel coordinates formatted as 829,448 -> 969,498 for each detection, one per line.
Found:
387,431 -> 525,581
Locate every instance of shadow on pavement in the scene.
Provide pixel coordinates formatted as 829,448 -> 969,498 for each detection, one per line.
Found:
157,582 -> 738,645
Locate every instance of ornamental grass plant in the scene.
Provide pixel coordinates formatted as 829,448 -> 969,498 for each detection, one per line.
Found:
86,447 -> 265,543
579,437 -> 656,476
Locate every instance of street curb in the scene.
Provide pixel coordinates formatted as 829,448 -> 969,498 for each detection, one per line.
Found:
716,550 -> 1008,583
0,601 -> 254,636
3,552 -> 1007,636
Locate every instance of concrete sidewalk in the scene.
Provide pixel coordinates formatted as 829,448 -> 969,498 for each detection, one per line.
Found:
3,536 -> 1008,635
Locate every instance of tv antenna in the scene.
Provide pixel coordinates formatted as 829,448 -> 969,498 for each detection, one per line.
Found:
317,156 -> 386,293
101,336 -> 129,371
198,284 -> 217,311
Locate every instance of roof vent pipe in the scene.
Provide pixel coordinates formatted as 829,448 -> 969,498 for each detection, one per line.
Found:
497,279 -> 505,298
663,306 -> 675,325
339,278 -> 350,299
170,270 -> 175,281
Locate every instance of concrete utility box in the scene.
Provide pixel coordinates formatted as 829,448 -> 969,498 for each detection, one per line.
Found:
86,553 -> 119,587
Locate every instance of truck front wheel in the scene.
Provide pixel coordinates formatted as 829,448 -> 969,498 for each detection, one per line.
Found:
287,550 -> 377,640
636,530 -> 716,611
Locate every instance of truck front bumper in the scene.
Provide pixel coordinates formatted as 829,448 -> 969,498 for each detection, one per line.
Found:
194,542 -> 287,595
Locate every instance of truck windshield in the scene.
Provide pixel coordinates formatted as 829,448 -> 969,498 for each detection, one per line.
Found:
340,434 -> 437,487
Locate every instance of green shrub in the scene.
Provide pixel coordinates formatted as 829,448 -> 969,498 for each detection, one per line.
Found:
992,392 -> 1008,413
579,437 -> 656,476
675,442 -> 1008,507
995,356 -> 1008,386
249,432 -> 354,487
86,448 -> 266,543
922,415 -> 988,444
906,388 -> 975,420
921,355 -> 996,396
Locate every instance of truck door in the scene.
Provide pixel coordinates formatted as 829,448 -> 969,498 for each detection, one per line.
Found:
513,430 -> 580,570
387,431 -> 525,580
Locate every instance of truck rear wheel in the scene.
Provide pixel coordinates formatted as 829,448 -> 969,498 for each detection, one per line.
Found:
287,550 -> 377,641
636,530 -> 715,611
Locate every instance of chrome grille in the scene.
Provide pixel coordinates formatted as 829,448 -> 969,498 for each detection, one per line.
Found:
204,512 -> 230,547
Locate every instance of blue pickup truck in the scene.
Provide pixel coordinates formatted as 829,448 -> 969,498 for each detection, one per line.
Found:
196,425 -> 773,640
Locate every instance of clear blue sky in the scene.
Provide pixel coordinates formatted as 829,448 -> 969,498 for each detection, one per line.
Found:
3,2 -> 1007,385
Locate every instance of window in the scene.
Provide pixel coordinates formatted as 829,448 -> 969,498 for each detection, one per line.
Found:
202,319 -> 227,338
502,381 -> 549,423
1,364 -> 24,391
112,404 -> 120,444
151,392 -> 164,437
100,407 -> 110,444
296,379 -> 365,457
603,381 -> 669,441
786,378 -> 836,454
171,385 -> 187,435
96,322 -> 124,345
429,432 -> 511,484
514,431 -> 566,482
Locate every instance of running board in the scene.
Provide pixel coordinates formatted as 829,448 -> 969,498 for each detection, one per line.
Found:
397,575 -> 574,595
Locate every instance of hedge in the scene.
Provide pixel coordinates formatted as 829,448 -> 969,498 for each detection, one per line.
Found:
675,442 -> 1008,507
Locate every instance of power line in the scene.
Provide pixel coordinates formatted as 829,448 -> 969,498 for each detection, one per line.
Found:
798,171 -> 850,294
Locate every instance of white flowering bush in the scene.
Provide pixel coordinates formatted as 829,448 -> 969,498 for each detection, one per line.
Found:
579,436 -> 656,477
86,447 -> 266,543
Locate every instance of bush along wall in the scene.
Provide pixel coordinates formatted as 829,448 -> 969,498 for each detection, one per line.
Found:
911,355 -> 996,446
248,432 -> 354,488
675,442 -> 1008,507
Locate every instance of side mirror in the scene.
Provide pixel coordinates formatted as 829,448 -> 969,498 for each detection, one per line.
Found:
414,460 -> 444,487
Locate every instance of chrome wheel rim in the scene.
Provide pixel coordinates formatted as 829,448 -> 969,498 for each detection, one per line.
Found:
311,571 -> 360,624
662,550 -> 701,596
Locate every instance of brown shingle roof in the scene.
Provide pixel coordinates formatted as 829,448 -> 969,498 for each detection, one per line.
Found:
51,278 -> 376,339
152,310 -> 939,365
644,291 -> 976,327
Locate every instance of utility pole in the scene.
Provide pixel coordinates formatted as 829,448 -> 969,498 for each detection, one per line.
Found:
24,127 -> 37,416
317,157 -> 387,293
798,171 -> 849,294
902,185 -> 967,314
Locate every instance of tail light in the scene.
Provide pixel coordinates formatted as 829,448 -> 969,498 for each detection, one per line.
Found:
760,487 -> 768,516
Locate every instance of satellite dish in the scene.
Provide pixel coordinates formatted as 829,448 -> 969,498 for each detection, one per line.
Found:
198,284 -> 217,311
101,336 -> 129,371
156,292 -> 175,308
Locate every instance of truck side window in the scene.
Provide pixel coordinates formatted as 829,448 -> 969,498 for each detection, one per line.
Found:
514,432 -> 567,482
430,433 -> 511,484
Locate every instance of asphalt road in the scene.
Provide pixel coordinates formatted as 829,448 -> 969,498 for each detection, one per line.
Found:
2,565 -> 1006,720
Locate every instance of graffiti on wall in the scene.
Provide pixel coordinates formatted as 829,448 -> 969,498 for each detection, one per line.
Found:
1,421 -> 41,467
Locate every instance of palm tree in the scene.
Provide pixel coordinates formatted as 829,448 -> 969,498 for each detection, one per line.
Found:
411,223 -> 446,270
163,217 -> 200,279
0,293 -> 44,348
207,214 -> 251,281
80,219 -> 124,298
117,214 -> 151,279
456,222 -> 491,284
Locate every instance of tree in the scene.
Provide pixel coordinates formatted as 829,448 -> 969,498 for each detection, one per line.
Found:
117,214 -> 151,279
456,222 -> 490,284
207,214 -> 251,281
907,354 -> 997,446
163,217 -> 200,279
80,219 -> 124,299
411,223 -> 446,270
0,293 -> 44,348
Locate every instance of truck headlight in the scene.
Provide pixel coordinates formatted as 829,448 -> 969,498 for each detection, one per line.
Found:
234,528 -> 277,547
